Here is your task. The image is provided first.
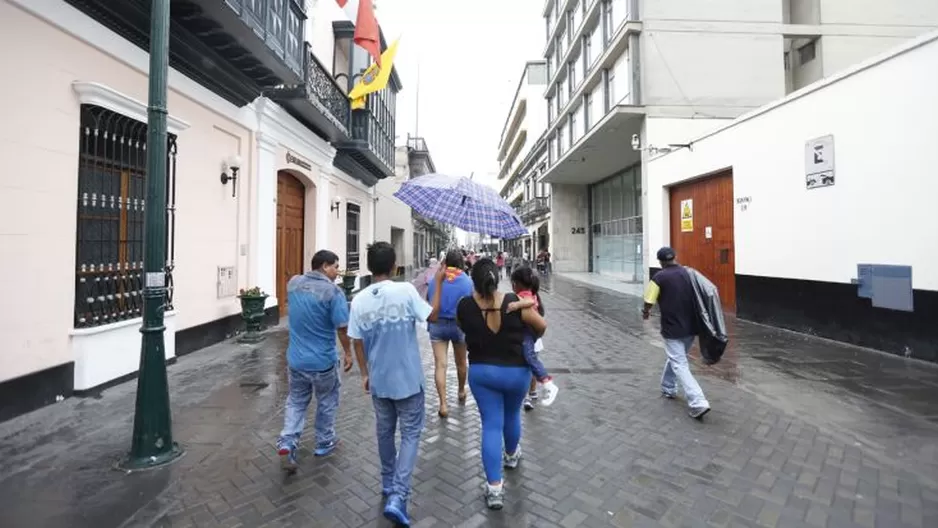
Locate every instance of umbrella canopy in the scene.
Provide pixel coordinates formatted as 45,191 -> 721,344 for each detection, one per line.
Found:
394,173 -> 527,239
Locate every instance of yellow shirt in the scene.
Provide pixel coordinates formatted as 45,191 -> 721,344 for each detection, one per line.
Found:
643,281 -> 660,305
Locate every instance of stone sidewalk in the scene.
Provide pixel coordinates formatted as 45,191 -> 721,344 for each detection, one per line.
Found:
1,276 -> 937,527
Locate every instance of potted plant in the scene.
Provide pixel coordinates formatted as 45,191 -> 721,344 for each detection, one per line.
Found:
237,287 -> 268,343
339,270 -> 358,300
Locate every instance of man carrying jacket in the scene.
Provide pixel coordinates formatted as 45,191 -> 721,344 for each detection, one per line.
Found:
642,246 -> 711,419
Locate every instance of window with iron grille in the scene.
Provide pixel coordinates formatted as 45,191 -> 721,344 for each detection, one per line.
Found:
346,203 -> 361,271
74,104 -> 177,328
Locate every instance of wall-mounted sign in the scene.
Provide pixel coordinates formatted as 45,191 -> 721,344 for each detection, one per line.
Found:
286,152 -> 312,171
680,199 -> 694,232
736,196 -> 752,212
705,226 -> 712,239
570,227 -> 586,234
805,135 -> 835,190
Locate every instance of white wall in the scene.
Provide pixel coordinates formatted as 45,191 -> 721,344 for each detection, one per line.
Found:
550,184 -> 590,272
641,0 -> 783,22
640,30 -> 786,117
820,35 -> 911,75
644,32 -> 938,291
374,148 -> 414,269
0,0 -> 255,386
819,0 -> 938,26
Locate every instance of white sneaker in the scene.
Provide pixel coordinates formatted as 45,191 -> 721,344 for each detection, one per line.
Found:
538,379 -> 559,407
503,444 -> 522,469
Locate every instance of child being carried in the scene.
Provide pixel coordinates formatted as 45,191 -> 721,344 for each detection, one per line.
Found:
509,266 -> 559,409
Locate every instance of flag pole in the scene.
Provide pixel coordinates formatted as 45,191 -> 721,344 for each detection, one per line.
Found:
415,60 -> 421,138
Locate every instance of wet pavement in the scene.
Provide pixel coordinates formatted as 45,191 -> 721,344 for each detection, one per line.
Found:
1,275 -> 937,528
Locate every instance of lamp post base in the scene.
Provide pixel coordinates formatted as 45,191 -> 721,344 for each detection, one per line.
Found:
238,331 -> 266,344
116,442 -> 185,472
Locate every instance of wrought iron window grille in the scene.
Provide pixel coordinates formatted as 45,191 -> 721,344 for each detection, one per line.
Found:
74,104 -> 177,328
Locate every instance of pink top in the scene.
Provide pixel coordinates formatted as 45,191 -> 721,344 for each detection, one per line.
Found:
516,290 -> 539,311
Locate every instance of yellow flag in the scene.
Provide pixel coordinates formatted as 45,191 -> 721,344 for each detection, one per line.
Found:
348,38 -> 400,102
351,96 -> 367,110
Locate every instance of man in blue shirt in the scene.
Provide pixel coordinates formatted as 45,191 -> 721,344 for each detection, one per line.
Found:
277,250 -> 353,472
348,242 -> 443,527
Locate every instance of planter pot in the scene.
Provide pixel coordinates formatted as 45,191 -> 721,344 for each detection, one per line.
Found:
238,294 -> 268,343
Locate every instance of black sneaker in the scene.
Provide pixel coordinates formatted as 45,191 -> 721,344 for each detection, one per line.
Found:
523,391 -> 537,411
689,406 -> 711,420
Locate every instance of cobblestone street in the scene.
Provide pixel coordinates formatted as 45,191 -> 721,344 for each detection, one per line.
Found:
1,276 -> 937,528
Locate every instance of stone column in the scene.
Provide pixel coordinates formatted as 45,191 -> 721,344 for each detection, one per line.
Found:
255,132 -> 278,307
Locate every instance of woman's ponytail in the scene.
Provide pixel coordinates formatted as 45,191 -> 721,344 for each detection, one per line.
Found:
471,258 -> 499,300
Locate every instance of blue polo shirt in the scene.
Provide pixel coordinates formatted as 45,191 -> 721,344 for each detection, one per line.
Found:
426,269 -> 473,319
347,280 -> 432,400
286,271 -> 349,372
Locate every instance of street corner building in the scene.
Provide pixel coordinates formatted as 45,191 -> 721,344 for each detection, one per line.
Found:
522,0 -> 937,360
0,0 -> 410,422
642,30 -> 938,363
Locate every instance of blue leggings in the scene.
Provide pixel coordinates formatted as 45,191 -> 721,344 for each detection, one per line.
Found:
468,363 -> 532,484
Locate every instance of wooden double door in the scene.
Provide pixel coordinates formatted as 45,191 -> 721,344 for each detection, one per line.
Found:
276,172 -> 305,316
668,171 -> 736,311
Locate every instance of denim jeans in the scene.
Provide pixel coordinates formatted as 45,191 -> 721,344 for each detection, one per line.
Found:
372,390 -> 426,500
661,337 -> 710,410
468,363 -> 531,484
278,363 -> 340,452
427,318 -> 465,343
522,331 -> 549,381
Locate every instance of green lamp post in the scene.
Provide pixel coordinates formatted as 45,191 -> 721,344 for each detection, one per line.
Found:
118,0 -> 184,471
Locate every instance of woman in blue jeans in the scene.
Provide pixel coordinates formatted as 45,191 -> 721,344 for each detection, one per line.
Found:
426,250 -> 474,417
457,258 -> 546,510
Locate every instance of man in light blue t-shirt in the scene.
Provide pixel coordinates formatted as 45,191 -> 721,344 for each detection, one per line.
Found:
276,250 -> 353,473
348,242 -> 443,527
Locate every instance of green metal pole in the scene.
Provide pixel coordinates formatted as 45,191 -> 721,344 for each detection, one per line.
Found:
120,0 -> 184,470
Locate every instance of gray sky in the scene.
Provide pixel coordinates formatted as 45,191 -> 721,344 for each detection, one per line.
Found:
377,0 -> 545,191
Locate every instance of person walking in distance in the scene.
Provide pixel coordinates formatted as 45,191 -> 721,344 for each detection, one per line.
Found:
348,242 -> 444,526
642,247 -> 711,419
426,250 -> 473,418
277,250 -> 354,472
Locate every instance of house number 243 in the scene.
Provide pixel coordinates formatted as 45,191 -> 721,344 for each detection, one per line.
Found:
571,227 -> 586,234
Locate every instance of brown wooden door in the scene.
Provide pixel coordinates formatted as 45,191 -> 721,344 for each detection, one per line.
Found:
276,172 -> 305,316
668,171 -> 736,311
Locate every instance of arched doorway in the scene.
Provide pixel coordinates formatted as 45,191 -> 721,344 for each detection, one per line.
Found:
276,171 -> 305,316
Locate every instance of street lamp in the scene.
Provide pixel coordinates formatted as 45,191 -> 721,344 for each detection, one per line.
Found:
119,0 -> 184,471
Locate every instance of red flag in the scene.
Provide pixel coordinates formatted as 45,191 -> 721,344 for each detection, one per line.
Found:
354,0 -> 382,67
335,0 -> 348,6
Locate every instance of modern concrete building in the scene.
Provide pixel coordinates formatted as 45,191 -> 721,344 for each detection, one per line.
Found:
643,30 -> 938,362
496,61 -> 550,260
0,0 -> 402,421
539,0 -> 938,281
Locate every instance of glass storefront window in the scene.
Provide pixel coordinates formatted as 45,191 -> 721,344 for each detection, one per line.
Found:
589,165 -> 644,282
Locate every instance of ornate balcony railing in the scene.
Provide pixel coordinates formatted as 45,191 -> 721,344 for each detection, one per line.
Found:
304,43 -> 349,135
517,196 -> 551,223
268,43 -> 349,142
407,137 -> 428,153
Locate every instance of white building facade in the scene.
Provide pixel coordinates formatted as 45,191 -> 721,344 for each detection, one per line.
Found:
0,0 -> 402,421
539,0 -> 938,282
496,61 -> 551,260
643,31 -> 938,362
